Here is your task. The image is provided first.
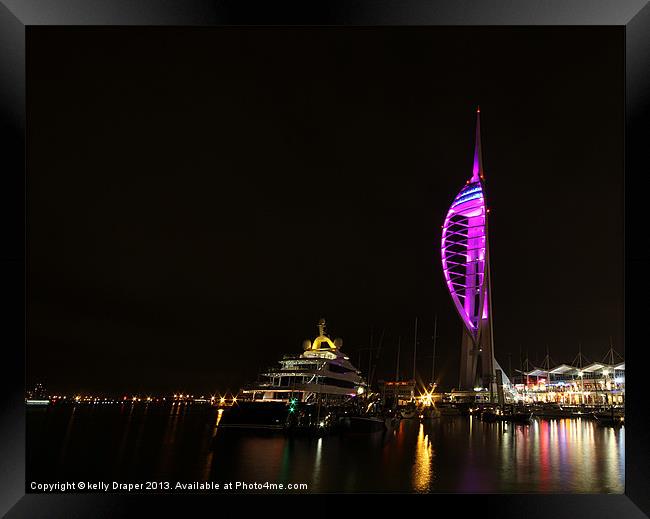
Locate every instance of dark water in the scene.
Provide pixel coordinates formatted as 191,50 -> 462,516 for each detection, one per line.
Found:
27,404 -> 624,493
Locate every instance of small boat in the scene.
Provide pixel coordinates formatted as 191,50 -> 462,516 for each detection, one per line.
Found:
531,404 -> 572,418
400,403 -> 417,419
420,407 -> 441,420
593,411 -> 624,427
481,408 -> 532,424
26,399 -> 50,406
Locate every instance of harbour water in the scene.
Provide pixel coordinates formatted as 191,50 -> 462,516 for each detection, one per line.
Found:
27,404 -> 624,493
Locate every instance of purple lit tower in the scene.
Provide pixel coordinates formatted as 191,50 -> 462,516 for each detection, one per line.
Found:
441,108 -> 501,396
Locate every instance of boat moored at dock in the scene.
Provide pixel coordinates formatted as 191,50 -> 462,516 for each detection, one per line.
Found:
219,319 -> 367,433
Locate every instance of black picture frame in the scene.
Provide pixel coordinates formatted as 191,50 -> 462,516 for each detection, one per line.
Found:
1,0 -> 648,516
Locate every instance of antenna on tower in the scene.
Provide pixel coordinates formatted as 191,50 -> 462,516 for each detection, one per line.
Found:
472,106 -> 484,182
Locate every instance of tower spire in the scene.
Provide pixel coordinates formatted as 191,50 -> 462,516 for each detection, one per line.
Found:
471,106 -> 483,182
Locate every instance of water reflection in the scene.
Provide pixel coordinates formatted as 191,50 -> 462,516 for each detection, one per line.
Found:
412,423 -> 433,492
57,405 -> 77,471
114,404 -> 135,472
157,403 -> 181,476
28,406 -> 625,493
313,438 -> 323,488
200,409 -> 225,480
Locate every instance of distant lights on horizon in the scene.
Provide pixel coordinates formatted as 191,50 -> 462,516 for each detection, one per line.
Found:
44,392 -> 240,404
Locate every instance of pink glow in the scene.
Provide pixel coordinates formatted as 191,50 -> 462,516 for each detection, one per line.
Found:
441,110 -> 488,340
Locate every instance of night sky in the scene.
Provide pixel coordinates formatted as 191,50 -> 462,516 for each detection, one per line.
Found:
27,27 -> 623,395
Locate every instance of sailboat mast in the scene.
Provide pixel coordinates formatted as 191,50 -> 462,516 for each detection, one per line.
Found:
413,317 -> 418,382
396,336 -> 401,382
367,327 -> 373,387
432,314 -> 437,386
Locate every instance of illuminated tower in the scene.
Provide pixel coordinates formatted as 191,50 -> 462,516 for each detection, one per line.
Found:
441,108 -> 498,396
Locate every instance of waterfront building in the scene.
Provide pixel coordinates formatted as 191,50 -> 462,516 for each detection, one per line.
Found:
512,359 -> 625,405
442,389 -> 501,404
378,379 -> 416,407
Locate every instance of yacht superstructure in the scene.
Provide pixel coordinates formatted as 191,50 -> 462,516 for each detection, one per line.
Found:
240,318 -> 367,404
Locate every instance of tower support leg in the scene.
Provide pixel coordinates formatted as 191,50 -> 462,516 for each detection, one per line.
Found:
459,329 -> 479,390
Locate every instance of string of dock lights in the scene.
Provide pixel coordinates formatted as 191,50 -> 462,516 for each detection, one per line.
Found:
46,394 -> 238,405
172,393 -> 238,406
28,391 -> 241,406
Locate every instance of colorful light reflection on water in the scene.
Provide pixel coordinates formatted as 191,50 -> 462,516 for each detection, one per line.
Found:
28,406 -> 624,494
412,423 -> 434,492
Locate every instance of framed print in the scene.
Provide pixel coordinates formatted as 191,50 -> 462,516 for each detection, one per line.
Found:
1,0 -> 649,516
